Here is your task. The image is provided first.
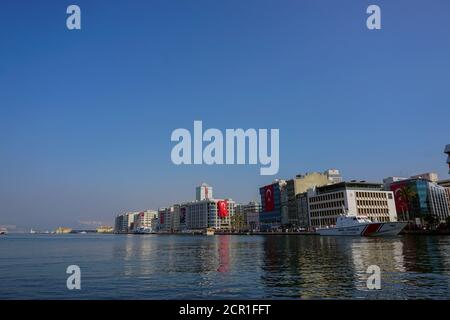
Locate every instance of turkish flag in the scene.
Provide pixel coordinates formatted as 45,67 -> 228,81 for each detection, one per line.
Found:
264,185 -> 274,212
217,200 -> 228,218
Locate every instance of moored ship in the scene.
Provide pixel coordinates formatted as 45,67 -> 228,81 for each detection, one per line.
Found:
317,214 -> 407,236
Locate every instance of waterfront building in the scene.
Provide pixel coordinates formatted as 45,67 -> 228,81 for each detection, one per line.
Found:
307,182 -> 397,228
286,170 -> 342,227
151,216 -> 159,232
235,201 -> 261,231
55,227 -> 72,234
97,226 -> 114,233
114,213 -> 128,233
259,179 -> 286,230
389,178 -> 450,224
133,210 -> 158,232
438,179 -> 450,212
234,203 -> 246,232
114,211 -> 141,233
178,204 -> 188,231
183,198 -> 235,231
296,192 -> 309,229
128,212 -> 140,231
196,182 -> 213,201
158,207 -> 175,232
244,201 -> 261,231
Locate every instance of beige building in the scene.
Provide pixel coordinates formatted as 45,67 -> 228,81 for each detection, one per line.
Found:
287,170 -> 342,226
55,227 -> 72,234
97,226 -> 114,233
134,210 -> 157,231
410,172 -> 439,183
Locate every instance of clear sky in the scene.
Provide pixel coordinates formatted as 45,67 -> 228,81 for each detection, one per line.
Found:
1,0 -> 449,230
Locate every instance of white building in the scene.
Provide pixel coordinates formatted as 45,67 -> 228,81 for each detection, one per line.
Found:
184,198 -> 235,231
428,183 -> 450,223
308,182 -> 397,228
196,183 -> 213,201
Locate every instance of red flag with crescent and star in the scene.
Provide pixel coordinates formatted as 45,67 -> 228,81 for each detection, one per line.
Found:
217,200 -> 228,218
264,185 -> 274,212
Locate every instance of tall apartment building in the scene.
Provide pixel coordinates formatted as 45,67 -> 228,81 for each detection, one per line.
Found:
308,182 -> 397,228
196,183 -> 213,201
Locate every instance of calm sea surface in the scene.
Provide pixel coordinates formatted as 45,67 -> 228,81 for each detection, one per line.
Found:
1,234 -> 450,299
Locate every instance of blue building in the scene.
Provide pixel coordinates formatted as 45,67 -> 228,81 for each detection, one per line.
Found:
259,180 -> 286,230
390,178 -> 450,224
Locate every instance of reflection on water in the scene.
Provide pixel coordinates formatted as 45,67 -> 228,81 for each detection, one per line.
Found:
1,234 -> 450,299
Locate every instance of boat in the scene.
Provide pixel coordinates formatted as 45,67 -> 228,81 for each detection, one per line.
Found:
205,228 -> 215,236
317,213 -> 407,236
134,227 -> 152,234
0,228 -> 7,235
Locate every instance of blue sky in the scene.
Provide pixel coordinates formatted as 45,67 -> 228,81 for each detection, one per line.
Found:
1,0 -> 449,230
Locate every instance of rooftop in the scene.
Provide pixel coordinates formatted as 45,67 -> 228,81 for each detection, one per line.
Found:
315,181 -> 383,194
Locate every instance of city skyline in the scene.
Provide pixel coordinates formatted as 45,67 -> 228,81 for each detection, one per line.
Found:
1,0 -> 450,230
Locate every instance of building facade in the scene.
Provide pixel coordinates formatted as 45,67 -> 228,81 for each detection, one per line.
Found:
296,192 -> 309,229
308,182 -> 397,228
114,213 -> 127,233
134,210 -> 158,232
389,178 -> 450,224
284,170 -> 342,227
259,180 -> 286,230
184,198 -> 235,231
438,179 -> 450,213
158,207 -> 175,232
244,201 -> 261,231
